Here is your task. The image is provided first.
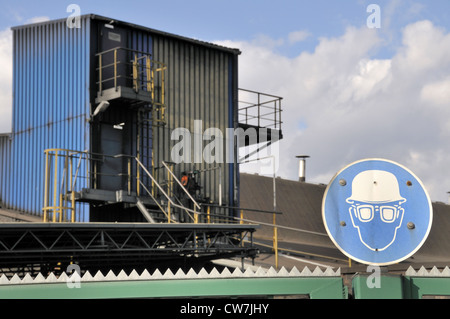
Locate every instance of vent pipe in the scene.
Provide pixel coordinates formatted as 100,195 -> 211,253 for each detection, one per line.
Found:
296,155 -> 310,182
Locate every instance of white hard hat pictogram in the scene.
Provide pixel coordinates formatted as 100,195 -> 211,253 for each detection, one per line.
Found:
346,170 -> 406,204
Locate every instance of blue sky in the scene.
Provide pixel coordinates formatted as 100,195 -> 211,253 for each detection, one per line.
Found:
1,1 -> 450,202
2,0 -> 450,57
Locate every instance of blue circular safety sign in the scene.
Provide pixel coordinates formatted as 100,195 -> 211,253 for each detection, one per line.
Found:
322,158 -> 433,266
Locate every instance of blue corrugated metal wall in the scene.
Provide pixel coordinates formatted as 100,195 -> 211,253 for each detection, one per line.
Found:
2,18 -> 91,219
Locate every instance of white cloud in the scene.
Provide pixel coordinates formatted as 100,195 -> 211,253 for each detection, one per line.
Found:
218,20 -> 450,202
394,20 -> 450,76
0,28 -> 12,134
0,16 -> 51,134
421,78 -> 450,107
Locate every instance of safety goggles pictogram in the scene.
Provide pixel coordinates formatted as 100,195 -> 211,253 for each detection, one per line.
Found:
353,204 -> 400,223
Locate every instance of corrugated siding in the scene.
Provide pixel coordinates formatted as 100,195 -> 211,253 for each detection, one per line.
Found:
151,35 -> 236,209
4,18 -> 91,219
1,15 -> 240,220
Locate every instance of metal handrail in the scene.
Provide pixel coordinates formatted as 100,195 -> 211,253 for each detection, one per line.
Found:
43,148 -> 203,223
95,46 -> 153,57
96,47 -> 167,96
44,149 -> 236,225
138,179 -> 177,223
43,149 -> 84,222
43,149 -> 137,223
238,88 -> 283,130
135,157 -> 199,222
71,151 -> 86,191
161,161 -> 201,211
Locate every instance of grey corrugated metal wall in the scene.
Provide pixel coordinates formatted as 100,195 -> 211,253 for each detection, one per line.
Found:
2,17 -> 91,219
151,34 -> 238,209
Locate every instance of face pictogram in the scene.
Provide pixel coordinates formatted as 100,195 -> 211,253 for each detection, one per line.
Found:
346,170 -> 406,251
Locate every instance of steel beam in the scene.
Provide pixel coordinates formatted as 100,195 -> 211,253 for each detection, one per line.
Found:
0,223 -> 258,275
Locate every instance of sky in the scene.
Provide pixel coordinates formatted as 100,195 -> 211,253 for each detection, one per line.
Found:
1,0 -> 450,202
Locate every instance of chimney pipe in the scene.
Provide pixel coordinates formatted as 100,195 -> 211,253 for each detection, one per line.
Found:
296,155 -> 310,182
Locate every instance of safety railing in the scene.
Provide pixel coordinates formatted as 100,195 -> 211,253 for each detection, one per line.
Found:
44,149 -> 328,269
43,148 -> 290,241
238,88 -> 283,130
43,149 -> 140,222
224,206 -> 346,269
96,47 -> 167,123
135,157 -> 201,223
43,149 -> 90,222
43,148 -> 216,224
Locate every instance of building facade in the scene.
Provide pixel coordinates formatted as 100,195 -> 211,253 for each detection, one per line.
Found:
0,15 -> 245,222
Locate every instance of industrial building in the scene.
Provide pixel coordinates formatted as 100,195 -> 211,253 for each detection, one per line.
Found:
0,14 -> 285,274
0,14 -> 248,220
0,14 -> 448,299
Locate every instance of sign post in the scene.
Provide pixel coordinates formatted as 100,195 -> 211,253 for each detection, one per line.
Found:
322,158 -> 433,266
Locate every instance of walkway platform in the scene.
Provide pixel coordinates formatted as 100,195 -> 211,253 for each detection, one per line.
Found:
0,222 -> 258,276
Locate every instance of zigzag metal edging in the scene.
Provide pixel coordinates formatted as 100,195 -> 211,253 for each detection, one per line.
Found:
0,266 -> 341,285
405,266 -> 450,277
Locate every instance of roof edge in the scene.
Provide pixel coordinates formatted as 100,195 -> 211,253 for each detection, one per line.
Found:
11,14 -> 241,55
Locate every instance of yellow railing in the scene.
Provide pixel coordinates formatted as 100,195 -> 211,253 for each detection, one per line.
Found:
43,149 -> 89,223
44,148 -> 322,269
96,47 -> 167,124
43,148 -> 286,247
42,149 -> 137,223
235,208 -> 347,269
43,148 -> 208,224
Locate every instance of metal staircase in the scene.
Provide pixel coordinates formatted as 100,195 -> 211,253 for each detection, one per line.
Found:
135,158 -> 201,223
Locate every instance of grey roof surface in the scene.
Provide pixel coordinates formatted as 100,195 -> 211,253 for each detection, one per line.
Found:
0,208 -> 41,222
239,173 -> 332,246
